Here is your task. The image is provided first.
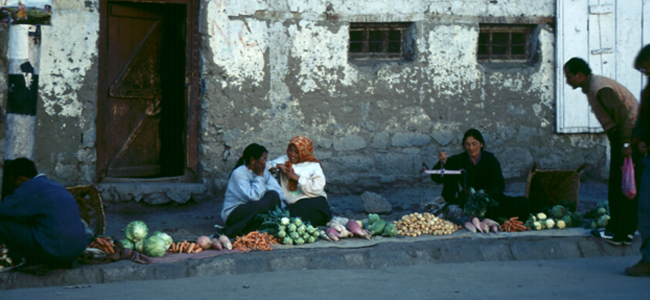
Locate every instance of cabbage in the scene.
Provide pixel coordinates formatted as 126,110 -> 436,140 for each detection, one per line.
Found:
143,236 -> 168,257
120,239 -> 134,250
550,205 -> 566,218
125,220 -> 149,242
368,214 -> 380,224
151,231 -> 173,249
135,240 -> 144,253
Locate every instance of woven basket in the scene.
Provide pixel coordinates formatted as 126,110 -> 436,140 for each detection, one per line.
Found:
525,163 -> 586,212
66,185 -> 105,235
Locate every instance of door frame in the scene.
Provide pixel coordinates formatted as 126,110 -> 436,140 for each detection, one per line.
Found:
96,0 -> 200,182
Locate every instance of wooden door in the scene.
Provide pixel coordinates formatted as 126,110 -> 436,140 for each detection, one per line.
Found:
97,1 -> 197,180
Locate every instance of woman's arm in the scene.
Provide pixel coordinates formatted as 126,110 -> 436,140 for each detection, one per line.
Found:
232,169 -> 268,201
266,155 -> 288,170
297,163 -> 326,197
485,154 -> 506,198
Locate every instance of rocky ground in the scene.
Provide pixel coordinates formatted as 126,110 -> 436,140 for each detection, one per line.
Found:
102,178 -> 609,242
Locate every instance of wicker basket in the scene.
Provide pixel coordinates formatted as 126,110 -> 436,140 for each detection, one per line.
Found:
525,163 -> 586,212
66,185 -> 106,235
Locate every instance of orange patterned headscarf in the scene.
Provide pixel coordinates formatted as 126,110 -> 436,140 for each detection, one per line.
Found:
284,136 -> 321,191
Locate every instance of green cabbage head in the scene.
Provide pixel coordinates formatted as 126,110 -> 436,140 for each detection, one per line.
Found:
125,220 -> 149,242
143,236 -> 168,257
151,231 -> 173,249
120,238 -> 134,250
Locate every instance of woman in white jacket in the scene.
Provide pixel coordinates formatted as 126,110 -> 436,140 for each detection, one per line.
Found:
267,136 -> 332,226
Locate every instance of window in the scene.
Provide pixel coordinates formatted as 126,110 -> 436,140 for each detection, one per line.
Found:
349,23 -> 414,61
477,24 -> 537,62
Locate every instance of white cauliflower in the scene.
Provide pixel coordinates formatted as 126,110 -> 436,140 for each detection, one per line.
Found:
556,220 -> 566,229
537,213 -> 547,220
533,221 -> 542,230
545,218 -> 555,229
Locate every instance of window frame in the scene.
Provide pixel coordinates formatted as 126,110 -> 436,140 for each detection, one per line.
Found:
348,22 -> 413,61
477,24 -> 537,63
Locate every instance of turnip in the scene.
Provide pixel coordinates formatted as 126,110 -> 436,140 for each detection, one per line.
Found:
479,223 -> 489,234
218,234 -> 232,250
197,236 -> 212,250
464,222 -> 477,233
325,227 -> 339,242
481,218 -> 499,227
472,217 -> 484,233
347,219 -> 371,240
490,225 -> 499,233
211,238 -> 223,250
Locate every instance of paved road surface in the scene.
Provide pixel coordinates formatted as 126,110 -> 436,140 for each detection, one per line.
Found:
1,255 -> 647,299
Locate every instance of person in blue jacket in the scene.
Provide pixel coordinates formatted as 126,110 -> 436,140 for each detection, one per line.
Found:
0,158 -> 89,268
221,143 -> 284,237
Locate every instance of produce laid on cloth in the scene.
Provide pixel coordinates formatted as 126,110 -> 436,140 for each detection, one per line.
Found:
168,240 -> 204,254
257,206 -> 325,245
499,217 -> 529,232
232,231 -> 280,252
523,204 -> 583,231
0,244 -> 14,269
89,236 -> 116,254
465,217 -> 501,234
365,214 -> 397,237
395,212 -> 461,237
121,220 -> 173,257
325,216 -> 372,241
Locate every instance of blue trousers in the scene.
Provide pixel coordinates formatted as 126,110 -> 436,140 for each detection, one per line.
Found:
638,155 -> 650,262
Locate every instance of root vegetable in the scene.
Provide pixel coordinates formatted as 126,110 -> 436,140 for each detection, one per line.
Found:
479,223 -> 489,234
490,225 -> 499,233
197,236 -> 212,250
219,235 -> 232,250
472,217 -> 484,233
481,218 -> 499,227
325,227 -> 340,242
347,219 -> 371,240
464,222 -> 477,233
211,238 -> 223,250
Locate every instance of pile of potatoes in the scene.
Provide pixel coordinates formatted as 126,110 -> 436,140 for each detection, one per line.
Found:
394,212 -> 461,237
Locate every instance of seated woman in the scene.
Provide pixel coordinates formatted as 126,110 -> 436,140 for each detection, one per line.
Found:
430,128 -> 530,220
221,143 -> 284,237
267,136 -> 332,226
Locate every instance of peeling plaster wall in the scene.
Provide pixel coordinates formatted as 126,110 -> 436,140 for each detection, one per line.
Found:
0,0 -> 610,197
200,0 -> 609,194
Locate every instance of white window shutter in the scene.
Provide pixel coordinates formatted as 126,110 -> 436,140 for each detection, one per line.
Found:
556,0 -> 645,134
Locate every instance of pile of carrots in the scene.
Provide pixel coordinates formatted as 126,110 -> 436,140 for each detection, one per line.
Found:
500,217 -> 530,232
169,241 -> 203,254
232,231 -> 279,252
90,236 -> 116,254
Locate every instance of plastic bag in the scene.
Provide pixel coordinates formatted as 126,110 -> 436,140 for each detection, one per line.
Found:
622,156 -> 637,199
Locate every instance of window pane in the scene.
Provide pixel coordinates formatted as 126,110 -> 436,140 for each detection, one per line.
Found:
478,32 -> 490,45
478,45 -> 489,55
493,32 -> 508,46
512,45 -> 526,55
493,46 -> 507,55
388,42 -> 401,53
512,32 -> 526,44
369,30 -> 383,41
388,30 -> 401,41
350,42 -> 363,53
369,42 -> 383,52
350,30 -> 364,41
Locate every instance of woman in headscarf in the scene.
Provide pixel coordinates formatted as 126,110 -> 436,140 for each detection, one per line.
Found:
222,143 -> 283,237
267,136 -> 332,226
431,128 -> 530,220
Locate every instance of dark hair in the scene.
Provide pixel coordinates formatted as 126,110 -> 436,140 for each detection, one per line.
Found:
232,143 -> 267,172
462,128 -> 485,151
5,157 -> 38,180
635,44 -> 650,71
564,57 -> 592,76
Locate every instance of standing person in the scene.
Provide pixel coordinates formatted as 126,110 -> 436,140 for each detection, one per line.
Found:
564,57 -> 639,246
0,158 -> 89,268
221,143 -> 284,237
626,45 -> 650,276
431,128 -> 530,220
267,136 -> 332,226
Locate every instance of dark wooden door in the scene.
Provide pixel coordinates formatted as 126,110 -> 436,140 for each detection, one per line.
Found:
97,1 -> 193,180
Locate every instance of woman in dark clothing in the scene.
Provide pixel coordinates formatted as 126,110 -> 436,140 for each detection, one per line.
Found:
431,129 -> 530,220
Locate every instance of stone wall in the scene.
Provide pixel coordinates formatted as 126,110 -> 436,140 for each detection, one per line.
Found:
0,0 -> 610,199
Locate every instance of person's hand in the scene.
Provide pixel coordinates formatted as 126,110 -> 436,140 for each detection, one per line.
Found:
438,151 -> 448,164
278,165 -> 298,181
639,141 -> 648,154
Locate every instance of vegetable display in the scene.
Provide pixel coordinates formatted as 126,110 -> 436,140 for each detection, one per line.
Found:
463,188 -> 499,217
584,201 -> 610,229
125,220 -> 149,242
395,212 -> 461,237
522,204 -> 583,231
232,231 -> 280,251
90,236 -> 116,254
169,240 -> 204,254
122,220 -> 173,255
366,214 -> 397,237
499,217 -> 529,232
143,235 -> 168,257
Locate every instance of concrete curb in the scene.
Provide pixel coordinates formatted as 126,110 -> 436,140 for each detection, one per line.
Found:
0,234 -> 641,290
